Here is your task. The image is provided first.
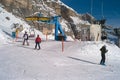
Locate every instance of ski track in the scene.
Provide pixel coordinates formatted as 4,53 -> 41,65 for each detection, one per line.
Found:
0,38 -> 120,80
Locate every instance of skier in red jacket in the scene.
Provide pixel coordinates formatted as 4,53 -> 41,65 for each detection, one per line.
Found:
35,35 -> 41,50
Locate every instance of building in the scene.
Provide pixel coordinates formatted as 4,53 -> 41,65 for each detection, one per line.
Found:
90,24 -> 101,41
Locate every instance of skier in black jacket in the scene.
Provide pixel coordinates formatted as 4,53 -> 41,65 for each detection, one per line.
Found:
23,31 -> 29,45
100,45 -> 108,65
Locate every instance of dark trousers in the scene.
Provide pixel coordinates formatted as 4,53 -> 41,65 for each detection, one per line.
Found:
35,42 -> 40,49
23,39 -> 29,45
100,53 -> 106,65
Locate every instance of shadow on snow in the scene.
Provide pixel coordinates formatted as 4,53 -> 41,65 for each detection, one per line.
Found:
68,56 -> 98,65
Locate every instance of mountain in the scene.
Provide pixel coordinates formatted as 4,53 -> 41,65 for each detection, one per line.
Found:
0,0 -> 94,40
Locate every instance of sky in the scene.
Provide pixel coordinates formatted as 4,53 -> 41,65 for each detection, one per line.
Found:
61,0 -> 120,28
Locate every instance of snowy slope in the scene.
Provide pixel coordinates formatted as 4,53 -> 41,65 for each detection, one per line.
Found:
0,7 -> 31,44
0,39 -> 120,80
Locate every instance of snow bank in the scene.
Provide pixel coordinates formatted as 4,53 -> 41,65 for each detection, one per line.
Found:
0,29 -> 8,44
0,7 -> 31,44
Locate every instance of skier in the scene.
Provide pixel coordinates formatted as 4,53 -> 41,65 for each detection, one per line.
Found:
23,31 -> 29,45
15,28 -> 19,41
100,45 -> 108,65
35,35 -> 41,50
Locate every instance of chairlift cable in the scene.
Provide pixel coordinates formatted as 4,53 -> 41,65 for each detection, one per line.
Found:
91,0 -> 93,15
101,0 -> 104,19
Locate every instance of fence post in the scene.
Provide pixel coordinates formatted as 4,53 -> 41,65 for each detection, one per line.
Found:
62,38 -> 64,52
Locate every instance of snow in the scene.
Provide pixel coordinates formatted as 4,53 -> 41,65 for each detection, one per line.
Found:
70,16 -> 90,25
0,7 -> 31,44
61,19 -> 70,32
0,29 -> 8,44
0,39 -> 120,80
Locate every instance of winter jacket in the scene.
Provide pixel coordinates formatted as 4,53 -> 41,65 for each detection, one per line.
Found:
100,46 -> 108,54
23,33 -> 29,40
35,37 -> 41,43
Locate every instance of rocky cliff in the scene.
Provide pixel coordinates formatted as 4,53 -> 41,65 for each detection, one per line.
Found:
0,0 -> 94,39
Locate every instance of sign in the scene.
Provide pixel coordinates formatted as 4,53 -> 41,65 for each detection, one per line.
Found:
25,16 -> 50,21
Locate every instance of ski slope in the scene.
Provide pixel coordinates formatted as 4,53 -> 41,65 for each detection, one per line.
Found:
0,38 -> 120,80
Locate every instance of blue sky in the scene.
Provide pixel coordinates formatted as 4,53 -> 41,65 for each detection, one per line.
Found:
61,0 -> 120,27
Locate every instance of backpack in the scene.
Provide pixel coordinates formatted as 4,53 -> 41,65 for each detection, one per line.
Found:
24,34 -> 28,40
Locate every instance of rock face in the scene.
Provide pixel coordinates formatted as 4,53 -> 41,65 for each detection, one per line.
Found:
0,0 -> 94,39
0,0 -> 34,16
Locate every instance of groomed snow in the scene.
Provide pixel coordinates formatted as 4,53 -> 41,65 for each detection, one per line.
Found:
0,40 -> 120,80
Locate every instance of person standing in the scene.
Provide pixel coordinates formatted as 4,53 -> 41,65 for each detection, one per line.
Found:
35,35 -> 41,50
23,31 -> 29,45
15,28 -> 19,41
100,45 -> 108,65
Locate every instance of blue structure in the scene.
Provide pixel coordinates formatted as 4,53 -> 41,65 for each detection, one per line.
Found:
38,14 -> 66,41
12,32 -> 16,38
52,16 -> 66,41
